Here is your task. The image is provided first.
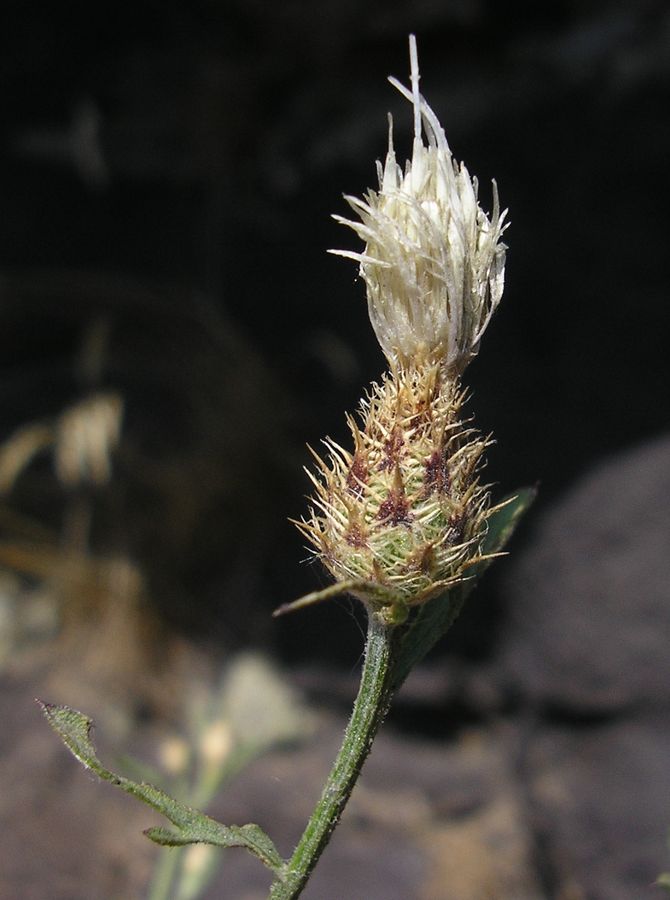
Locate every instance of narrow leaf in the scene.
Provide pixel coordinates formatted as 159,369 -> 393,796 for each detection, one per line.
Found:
144,826 -> 187,846
38,701 -> 285,874
392,487 -> 536,686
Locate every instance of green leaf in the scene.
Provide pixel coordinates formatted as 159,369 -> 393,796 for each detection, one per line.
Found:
392,486 -> 536,687
38,702 -> 286,875
657,873 -> 670,892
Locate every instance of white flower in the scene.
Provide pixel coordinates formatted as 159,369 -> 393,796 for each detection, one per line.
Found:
330,35 -> 507,372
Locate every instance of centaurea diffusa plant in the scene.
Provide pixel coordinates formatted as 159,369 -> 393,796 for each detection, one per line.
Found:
41,36 -> 533,900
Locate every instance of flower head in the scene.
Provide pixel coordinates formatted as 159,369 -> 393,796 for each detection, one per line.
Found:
275,37 -> 509,626
330,36 -> 507,372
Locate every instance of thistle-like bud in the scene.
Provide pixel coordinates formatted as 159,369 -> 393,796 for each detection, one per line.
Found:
294,363 -> 492,625
277,37 -> 507,626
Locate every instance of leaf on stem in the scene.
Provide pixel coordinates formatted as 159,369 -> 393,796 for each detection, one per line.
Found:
392,486 -> 536,687
37,702 -> 286,876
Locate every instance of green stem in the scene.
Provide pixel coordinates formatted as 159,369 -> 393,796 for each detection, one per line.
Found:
268,613 -> 397,900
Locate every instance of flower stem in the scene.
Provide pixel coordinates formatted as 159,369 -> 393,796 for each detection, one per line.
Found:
268,613 -> 398,899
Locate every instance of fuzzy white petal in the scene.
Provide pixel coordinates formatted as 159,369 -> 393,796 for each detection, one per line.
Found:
332,36 -> 507,371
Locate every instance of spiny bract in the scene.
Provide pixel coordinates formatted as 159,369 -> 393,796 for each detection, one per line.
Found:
295,364 -> 492,625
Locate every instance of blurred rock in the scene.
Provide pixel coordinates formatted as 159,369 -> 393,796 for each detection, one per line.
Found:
500,433 -> 670,713
498,434 -> 670,897
526,716 -> 670,900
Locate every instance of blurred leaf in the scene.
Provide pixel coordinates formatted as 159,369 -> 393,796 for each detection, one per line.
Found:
657,873 -> 670,891
38,702 -> 285,875
392,487 -> 536,687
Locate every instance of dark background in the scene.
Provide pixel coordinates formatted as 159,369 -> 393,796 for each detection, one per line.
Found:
1,0 -> 668,668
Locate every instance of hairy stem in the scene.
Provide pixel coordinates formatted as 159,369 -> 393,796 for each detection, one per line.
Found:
268,613 -> 397,899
